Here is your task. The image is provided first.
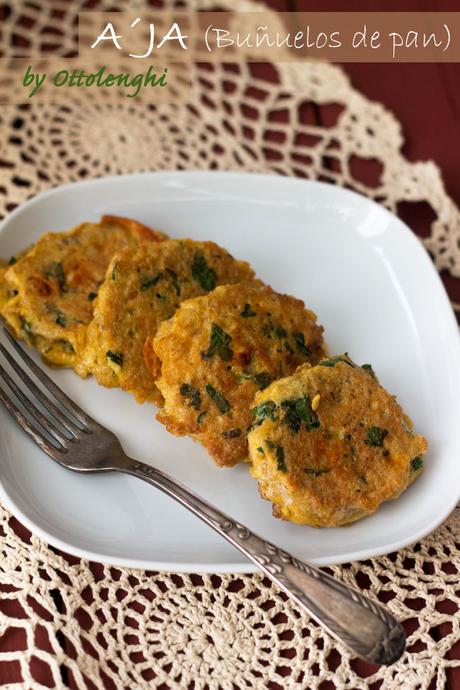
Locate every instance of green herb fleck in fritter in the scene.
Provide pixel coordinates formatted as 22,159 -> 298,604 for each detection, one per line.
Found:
266,439 -> 286,472
275,325 -> 287,338
319,355 -> 355,368
203,323 -> 233,362
241,303 -> 256,317
192,254 -> 216,291
20,316 -> 33,336
240,371 -> 271,390
205,384 -> 230,413
46,303 -> 67,327
365,426 -> 388,447
281,396 -> 320,433
140,273 -> 161,291
252,400 -> 278,425
293,332 -> 311,356
106,350 -> 123,366
180,383 -> 201,410
262,322 -> 287,340
304,467 -> 330,476
44,261 -> 66,292
165,268 -> 181,296
411,455 -> 424,471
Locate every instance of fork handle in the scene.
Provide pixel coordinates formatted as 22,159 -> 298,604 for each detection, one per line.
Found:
120,457 -> 405,666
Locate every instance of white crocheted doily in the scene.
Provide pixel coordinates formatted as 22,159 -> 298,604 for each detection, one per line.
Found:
0,1 -> 459,689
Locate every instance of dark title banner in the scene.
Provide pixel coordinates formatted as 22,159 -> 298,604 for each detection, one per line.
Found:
1,11 -> 459,104
77,12 -> 460,62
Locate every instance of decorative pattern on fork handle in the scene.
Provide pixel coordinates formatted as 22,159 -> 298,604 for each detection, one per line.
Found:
0,334 -> 405,669
127,459 -> 405,666
209,517 -> 405,665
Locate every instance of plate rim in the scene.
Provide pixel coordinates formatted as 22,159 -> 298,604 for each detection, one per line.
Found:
0,169 -> 459,572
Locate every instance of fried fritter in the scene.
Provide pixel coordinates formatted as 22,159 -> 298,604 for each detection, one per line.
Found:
78,239 -> 256,404
0,249 -> 30,312
0,259 -> 11,313
0,215 -> 166,369
151,283 -> 326,466
248,355 -> 428,527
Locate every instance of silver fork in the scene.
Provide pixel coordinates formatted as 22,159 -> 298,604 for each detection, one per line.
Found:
0,327 -> 405,666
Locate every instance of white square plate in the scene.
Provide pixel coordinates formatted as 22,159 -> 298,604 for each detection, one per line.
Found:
0,171 -> 459,571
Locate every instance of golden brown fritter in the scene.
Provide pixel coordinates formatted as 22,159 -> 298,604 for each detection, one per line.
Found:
0,259 -> 11,313
0,215 -> 166,370
0,249 -> 31,312
248,355 -> 428,527
77,239 -> 256,404
151,283 -> 326,466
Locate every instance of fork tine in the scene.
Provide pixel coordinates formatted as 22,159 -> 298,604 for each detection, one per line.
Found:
0,343 -> 82,437
3,328 -> 95,429
0,378 -> 66,459
0,361 -> 70,448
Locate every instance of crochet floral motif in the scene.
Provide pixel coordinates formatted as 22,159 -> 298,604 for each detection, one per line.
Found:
0,1 -> 459,688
